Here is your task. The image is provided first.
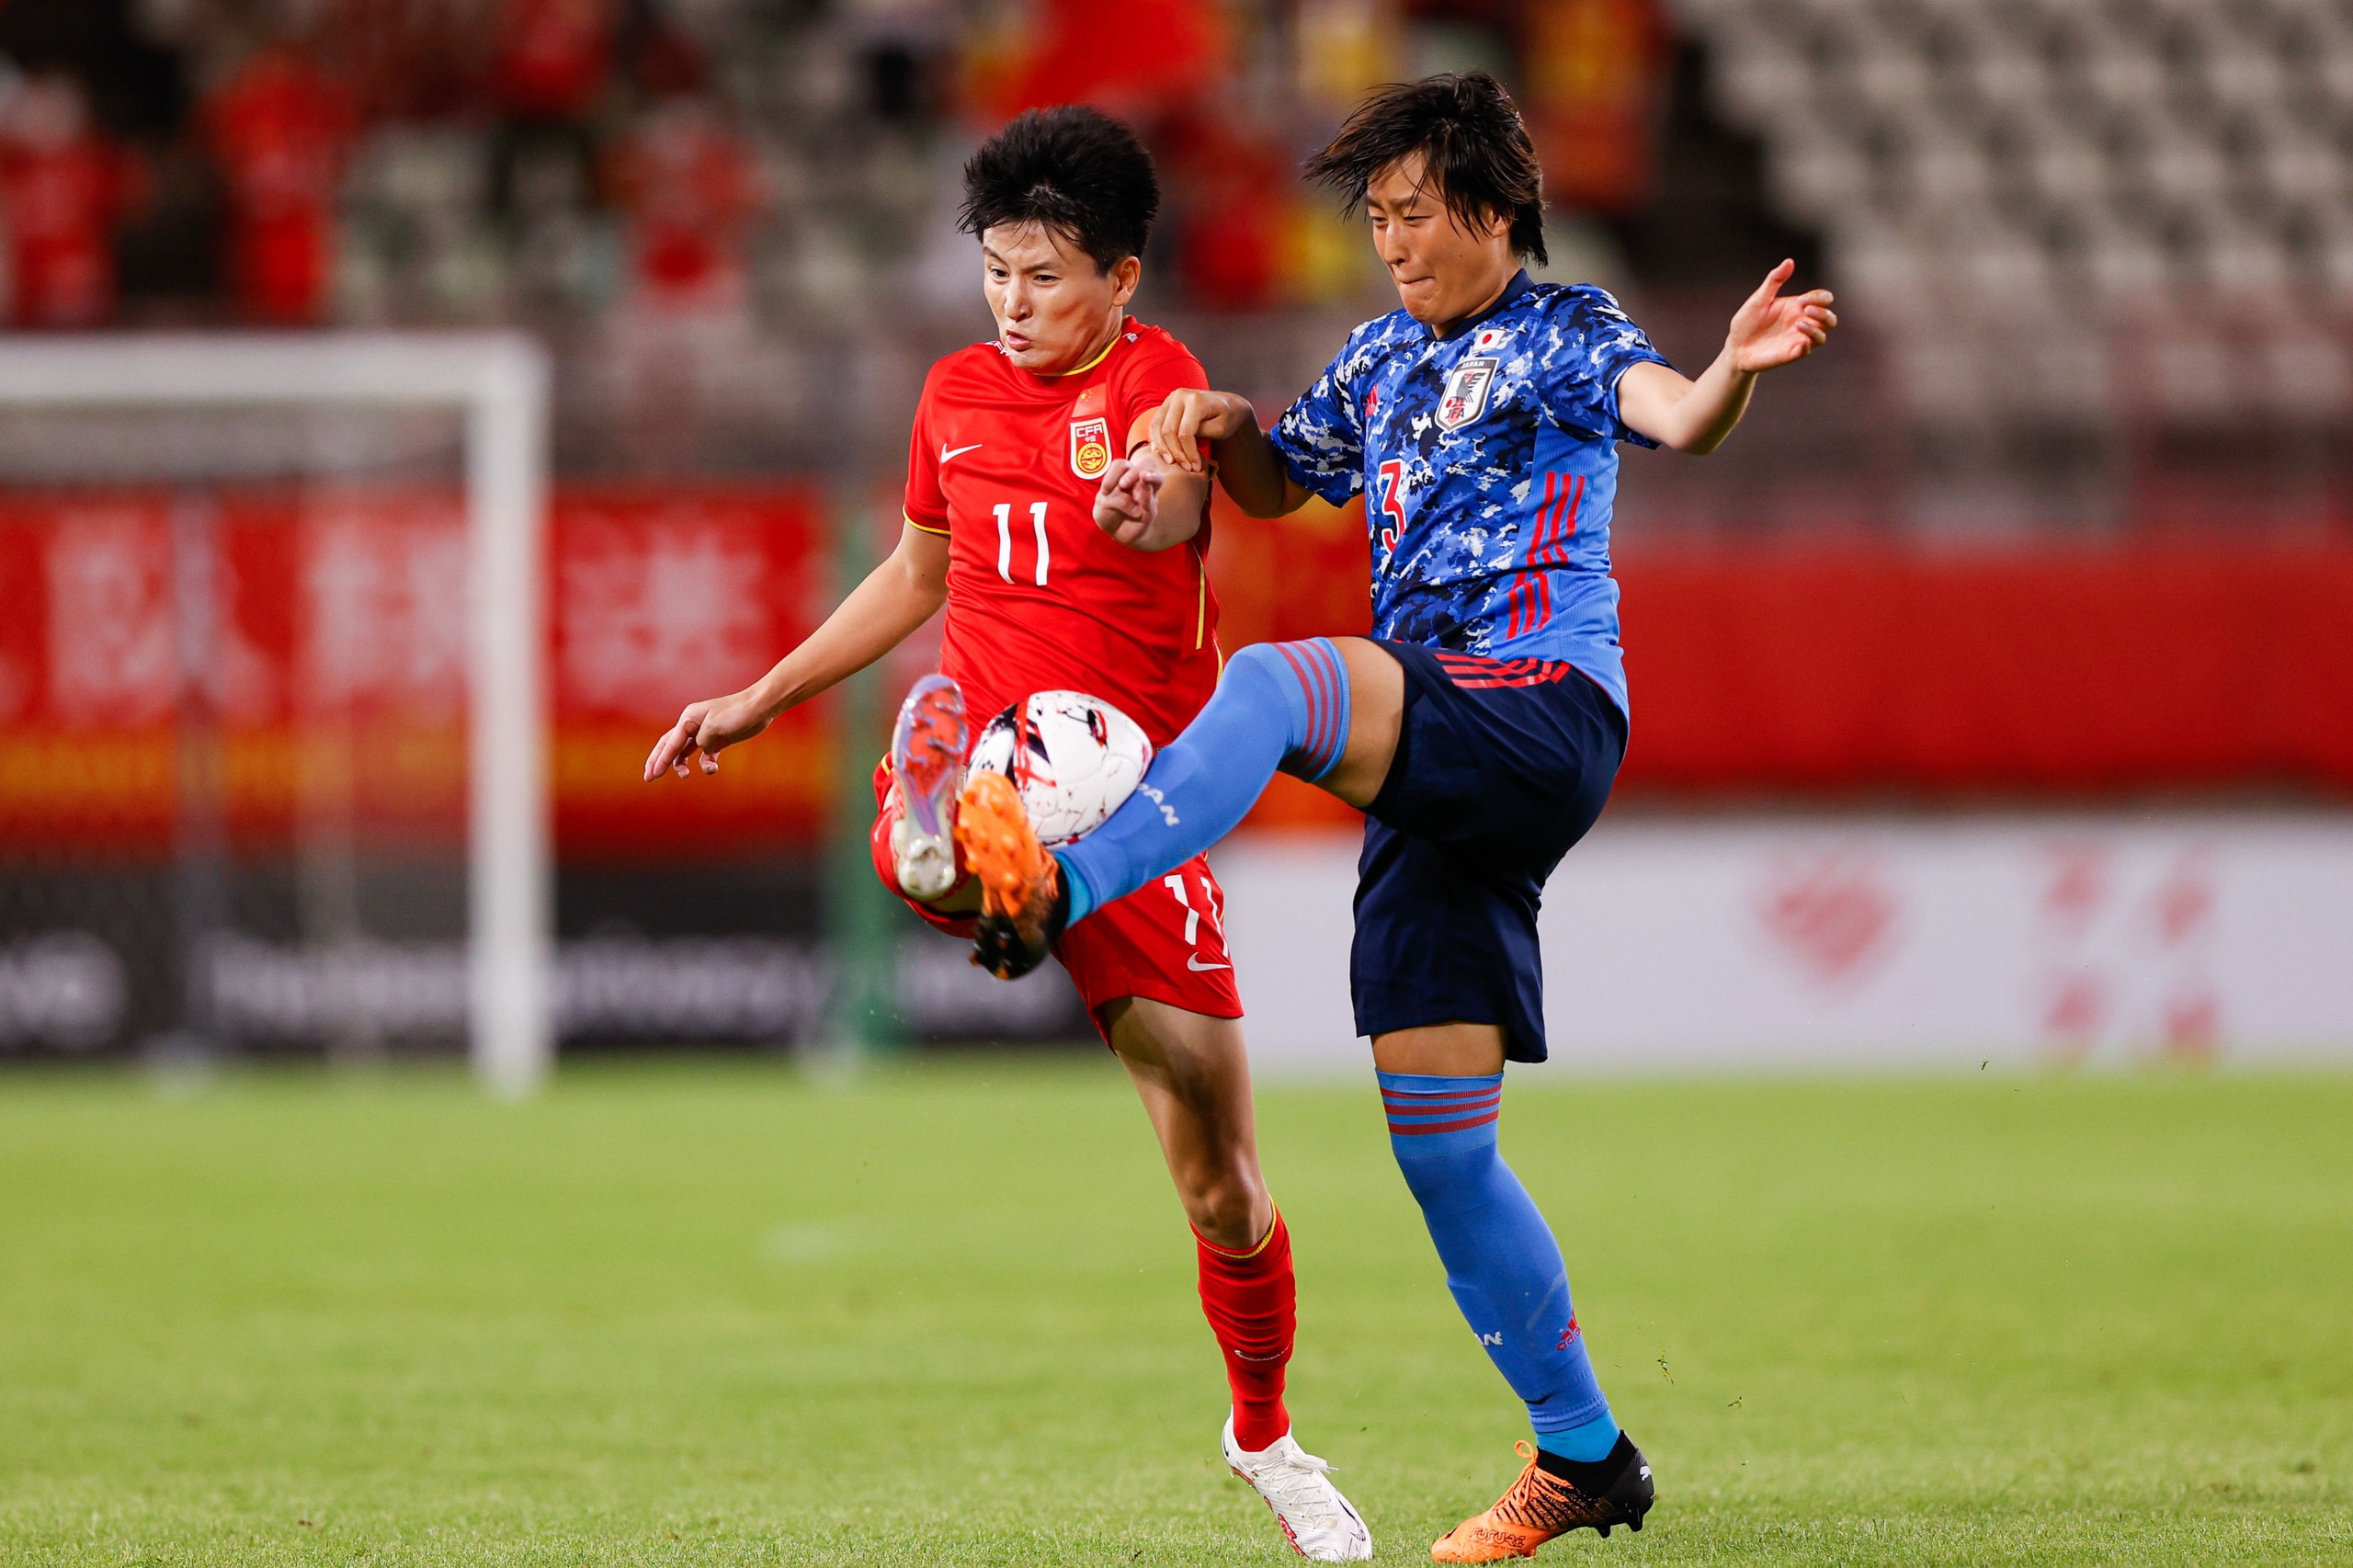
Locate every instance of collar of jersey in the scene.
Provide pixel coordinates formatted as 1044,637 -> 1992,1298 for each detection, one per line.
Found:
1427,269 -> 1533,344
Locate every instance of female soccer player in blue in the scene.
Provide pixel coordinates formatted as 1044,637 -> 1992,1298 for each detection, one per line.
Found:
959,73 -> 1836,1560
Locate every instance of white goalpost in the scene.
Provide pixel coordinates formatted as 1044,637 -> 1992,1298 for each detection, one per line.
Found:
0,334 -> 554,1096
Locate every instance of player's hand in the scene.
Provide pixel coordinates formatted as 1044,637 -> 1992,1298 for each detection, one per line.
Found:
642,690 -> 773,780
1094,451 -> 1165,546
1148,389 -> 1255,474
1726,259 -> 1836,375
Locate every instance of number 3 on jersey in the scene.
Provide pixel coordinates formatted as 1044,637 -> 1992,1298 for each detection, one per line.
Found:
994,500 -> 1050,586
1375,460 -> 1407,556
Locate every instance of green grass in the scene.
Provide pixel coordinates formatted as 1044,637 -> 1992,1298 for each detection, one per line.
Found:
0,1060 -> 2347,1566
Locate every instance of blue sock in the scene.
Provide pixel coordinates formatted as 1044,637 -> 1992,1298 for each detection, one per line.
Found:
1379,1073 -> 1615,1450
1058,639 -> 1349,924
1538,1412 -> 1623,1463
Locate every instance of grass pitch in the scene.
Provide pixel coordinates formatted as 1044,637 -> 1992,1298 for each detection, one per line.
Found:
0,1060 -> 2347,1566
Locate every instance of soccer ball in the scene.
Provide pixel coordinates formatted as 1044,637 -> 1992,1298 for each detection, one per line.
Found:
968,690 -> 1154,847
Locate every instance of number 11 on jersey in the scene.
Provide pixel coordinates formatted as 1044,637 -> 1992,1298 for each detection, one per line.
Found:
994,500 -> 1050,586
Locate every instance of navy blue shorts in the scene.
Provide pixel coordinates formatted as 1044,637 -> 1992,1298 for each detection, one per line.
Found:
1351,642 -> 1626,1063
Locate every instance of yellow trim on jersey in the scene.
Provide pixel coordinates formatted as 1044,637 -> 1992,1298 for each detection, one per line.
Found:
1194,543 -> 1208,651
1052,321 -> 1124,377
904,511 -> 949,536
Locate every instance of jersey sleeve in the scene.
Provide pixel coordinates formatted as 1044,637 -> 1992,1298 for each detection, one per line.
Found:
1538,286 -> 1672,449
1267,332 -> 1369,506
902,368 -> 949,535
1112,335 -> 1210,452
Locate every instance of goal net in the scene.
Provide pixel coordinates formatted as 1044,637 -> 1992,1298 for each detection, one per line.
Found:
0,335 -> 551,1095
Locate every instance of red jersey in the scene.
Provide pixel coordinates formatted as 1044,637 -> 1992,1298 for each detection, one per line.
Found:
904,320 -> 1220,746
202,48 -> 354,324
0,137 -> 124,327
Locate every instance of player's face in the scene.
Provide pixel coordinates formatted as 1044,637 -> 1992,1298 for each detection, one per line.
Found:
1364,154 -> 1519,333
980,222 -> 1141,374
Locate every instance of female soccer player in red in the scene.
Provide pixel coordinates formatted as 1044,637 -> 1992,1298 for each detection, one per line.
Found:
643,107 -> 1371,1562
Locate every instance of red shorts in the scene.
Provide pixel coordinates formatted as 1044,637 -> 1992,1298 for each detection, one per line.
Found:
870,759 -> 1243,1040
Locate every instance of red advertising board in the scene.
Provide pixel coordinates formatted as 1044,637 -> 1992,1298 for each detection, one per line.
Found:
550,486 -> 835,857
8,483 -> 2347,866
0,485 -> 835,860
1612,543 -> 2353,796
1200,494 -> 2353,811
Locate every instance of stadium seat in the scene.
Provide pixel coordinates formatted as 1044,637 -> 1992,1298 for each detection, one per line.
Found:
1678,0 -> 2353,432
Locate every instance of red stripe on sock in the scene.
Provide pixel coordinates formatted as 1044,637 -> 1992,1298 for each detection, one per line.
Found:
1382,1089 -> 1503,1109
1306,643 -> 1342,769
1311,643 -> 1343,768
1274,642 -> 1328,771
1385,1105 -> 1502,1123
1386,1109 -> 1500,1128
1387,1110 -> 1503,1136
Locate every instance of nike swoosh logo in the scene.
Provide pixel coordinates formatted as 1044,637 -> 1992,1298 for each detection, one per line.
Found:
941,443 -> 983,462
1187,955 -> 1231,971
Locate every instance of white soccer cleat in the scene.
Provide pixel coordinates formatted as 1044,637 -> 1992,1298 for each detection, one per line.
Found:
890,674 -> 968,902
1223,1415 -> 1375,1562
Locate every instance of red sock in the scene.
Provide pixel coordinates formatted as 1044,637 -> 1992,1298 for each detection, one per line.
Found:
1196,1207 -> 1295,1451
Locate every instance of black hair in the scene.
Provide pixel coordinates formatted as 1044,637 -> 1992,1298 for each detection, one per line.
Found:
959,105 -> 1160,273
1304,73 -> 1548,266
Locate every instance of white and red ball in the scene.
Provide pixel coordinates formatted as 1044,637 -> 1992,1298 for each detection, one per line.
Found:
968,690 -> 1154,847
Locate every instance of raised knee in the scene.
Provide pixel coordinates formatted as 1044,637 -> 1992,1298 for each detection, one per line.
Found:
1227,640 -> 1348,781
1183,1173 -> 1269,1252
1222,641 -> 1299,692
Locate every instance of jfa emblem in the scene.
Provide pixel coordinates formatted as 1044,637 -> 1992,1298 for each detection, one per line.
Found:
1438,357 -> 1499,430
1069,415 -> 1111,479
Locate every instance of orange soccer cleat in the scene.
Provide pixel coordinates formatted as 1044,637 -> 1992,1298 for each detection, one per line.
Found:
954,770 -> 1065,979
1429,1437 -> 1654,1562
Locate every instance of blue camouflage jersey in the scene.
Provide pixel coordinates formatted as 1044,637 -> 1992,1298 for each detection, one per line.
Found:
1267,270 -> 1668,718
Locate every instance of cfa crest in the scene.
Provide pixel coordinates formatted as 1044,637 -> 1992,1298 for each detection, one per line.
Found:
1070,415 -> 1111,479
1437,356 -> 1499,430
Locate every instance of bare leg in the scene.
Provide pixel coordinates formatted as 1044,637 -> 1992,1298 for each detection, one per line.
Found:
1318,638 -> 1407,811
1101,995 -> 1307,1468
1099,995 -> 1268,1248
1370,1021 -> 1508,1077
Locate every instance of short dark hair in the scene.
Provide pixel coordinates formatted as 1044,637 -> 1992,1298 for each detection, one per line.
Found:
959,105 -> 1159,273
1304,73 -> 1548,267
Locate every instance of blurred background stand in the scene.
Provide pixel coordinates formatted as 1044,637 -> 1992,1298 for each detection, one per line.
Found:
0,0 -> 2346,1076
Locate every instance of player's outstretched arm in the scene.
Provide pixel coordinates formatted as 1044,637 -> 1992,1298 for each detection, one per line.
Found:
1148,389 -> 1312,517
642,523 -> 949,780
1617,259 -> 1836,456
